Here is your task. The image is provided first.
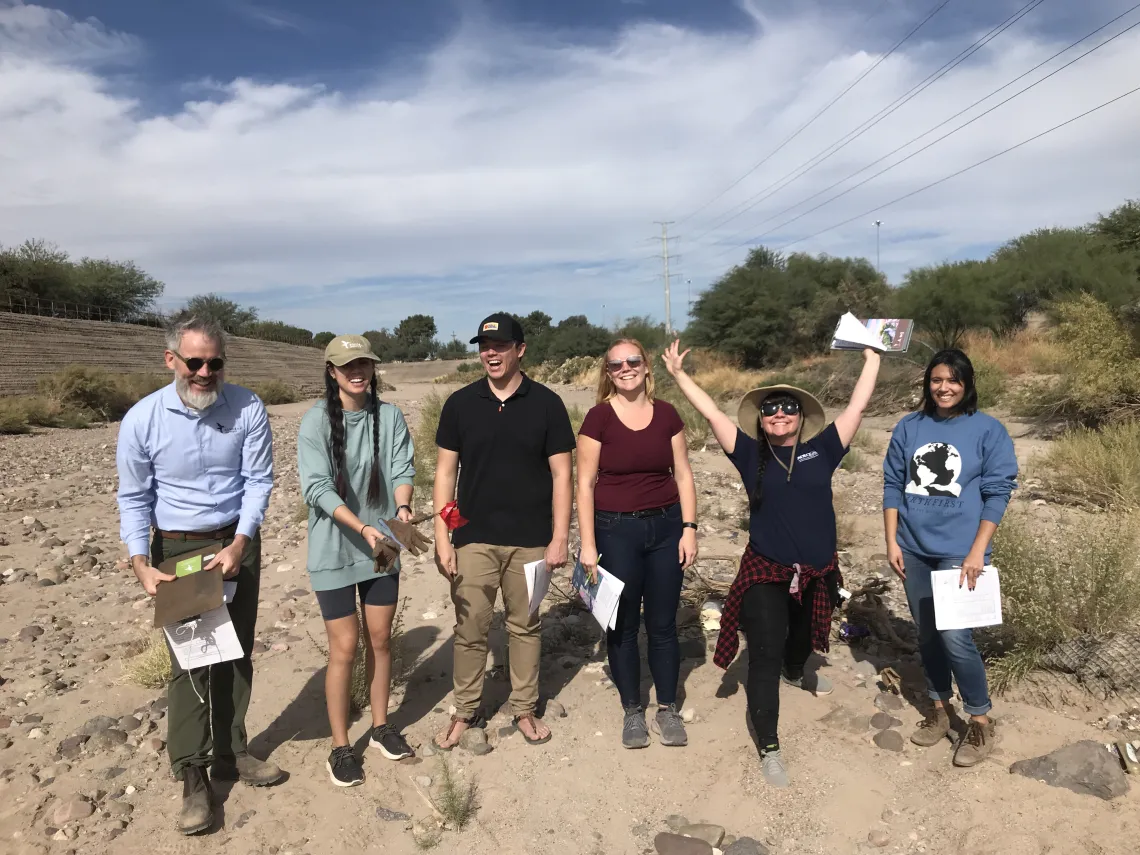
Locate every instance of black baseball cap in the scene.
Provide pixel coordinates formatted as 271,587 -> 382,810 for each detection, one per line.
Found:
469,312 -> 525,345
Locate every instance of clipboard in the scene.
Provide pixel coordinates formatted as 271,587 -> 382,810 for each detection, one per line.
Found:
153,542 -> 226,628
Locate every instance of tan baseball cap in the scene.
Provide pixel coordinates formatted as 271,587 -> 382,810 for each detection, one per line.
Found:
324,334 -> 382,366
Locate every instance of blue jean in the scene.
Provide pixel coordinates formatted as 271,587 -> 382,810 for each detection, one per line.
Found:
902,552 -> 992,716
593,503 -> 684,708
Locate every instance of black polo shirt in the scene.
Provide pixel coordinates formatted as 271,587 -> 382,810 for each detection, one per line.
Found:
436,375 -> 576,549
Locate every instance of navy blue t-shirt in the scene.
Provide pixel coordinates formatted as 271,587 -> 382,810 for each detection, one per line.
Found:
726,423 -> 847,568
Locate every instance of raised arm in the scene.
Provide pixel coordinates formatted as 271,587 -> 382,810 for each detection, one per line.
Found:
833,348 -> 881,448
660,340 -> 738,454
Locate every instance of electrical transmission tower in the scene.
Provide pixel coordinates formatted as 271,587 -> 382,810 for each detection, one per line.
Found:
654,221 -> 681,335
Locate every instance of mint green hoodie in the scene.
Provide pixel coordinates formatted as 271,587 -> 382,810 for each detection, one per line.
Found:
297,399 -> 416,591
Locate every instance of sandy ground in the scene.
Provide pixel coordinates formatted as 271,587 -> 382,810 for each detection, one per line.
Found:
1,367 -> 1138,855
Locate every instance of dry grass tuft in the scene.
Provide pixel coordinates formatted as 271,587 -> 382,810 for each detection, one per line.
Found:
413,392 -> 447,493
961,329 -> 1066,376
434,755 -> 480,829
123,632 -> 172,689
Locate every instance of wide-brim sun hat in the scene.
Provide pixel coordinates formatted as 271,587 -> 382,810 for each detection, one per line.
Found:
737,384 -> 826,442
324,334 -> 382,367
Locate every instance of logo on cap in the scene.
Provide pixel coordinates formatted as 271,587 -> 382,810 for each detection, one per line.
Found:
482,322 -> 499,332
342,341 -> 363,349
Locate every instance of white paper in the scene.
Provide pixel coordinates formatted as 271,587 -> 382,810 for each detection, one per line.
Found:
932,566 -> 1002,631
223,581 -> 237,603
831,312 -> 884,351
163,605 -> 245,670
572,564 -> 624,631
523,558 -> 552,618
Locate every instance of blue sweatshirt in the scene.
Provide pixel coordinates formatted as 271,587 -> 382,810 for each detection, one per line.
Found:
883,411 -> 1018,561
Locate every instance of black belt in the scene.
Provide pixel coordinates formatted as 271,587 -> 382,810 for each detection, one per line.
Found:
600,503 -> 677,519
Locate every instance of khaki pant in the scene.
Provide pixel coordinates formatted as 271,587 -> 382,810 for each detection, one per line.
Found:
451,544 -> 545,717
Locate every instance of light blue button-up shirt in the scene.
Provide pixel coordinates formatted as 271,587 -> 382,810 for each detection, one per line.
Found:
116,382 -> 275,559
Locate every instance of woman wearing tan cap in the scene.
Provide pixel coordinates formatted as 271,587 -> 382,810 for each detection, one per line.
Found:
297,334 -> 417,787
662,340 -> 880,787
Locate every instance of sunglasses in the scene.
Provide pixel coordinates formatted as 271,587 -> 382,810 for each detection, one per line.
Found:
172,351 -> 225,374
606,356 -> 644,372
761,398 -> 800,417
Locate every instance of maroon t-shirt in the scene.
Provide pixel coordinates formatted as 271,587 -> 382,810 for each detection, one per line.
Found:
578,399 -> 685,512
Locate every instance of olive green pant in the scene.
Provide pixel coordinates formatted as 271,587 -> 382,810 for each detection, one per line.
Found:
153,530 -> 261,779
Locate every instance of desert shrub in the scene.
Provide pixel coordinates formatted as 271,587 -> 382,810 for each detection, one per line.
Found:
1014,294 -> 1140,426
530,355 -> 599,385
247,380 -> 300,405
123,632 -> 173,689
1035,420 -> 1140,510
960,329 -> 1064,376
972,357 -> 1007,410
433,361 -> 483,384
37,365 -> 133,419
116,373 -> 168,401
567,404 -> 586,435
986,510 -> 1140,692
0,399 -> 31,434
850,428 -> 881,454
657,387 -> 713,450
413,392 -> 447,492
840,448 -> 866,471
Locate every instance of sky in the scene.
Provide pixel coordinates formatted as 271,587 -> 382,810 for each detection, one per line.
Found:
2,0 -> 1139,343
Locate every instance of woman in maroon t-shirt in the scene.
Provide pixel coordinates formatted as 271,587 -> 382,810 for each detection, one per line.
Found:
576,338 -> 698,750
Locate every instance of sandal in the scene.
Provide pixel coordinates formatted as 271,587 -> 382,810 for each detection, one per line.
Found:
431,714 -> 472,752
513,712 -> 552,745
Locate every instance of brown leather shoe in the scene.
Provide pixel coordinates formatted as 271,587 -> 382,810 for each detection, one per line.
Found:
177,765 -> 213,835
212,752 -> 284,786
910,707 -> 951,747
953,719 -> 996,767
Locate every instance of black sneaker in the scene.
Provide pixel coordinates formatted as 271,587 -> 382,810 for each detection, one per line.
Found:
326,746 -> 364,788
369,723 -> 414,760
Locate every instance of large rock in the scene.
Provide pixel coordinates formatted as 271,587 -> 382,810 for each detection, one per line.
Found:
79,716 -> 119,735
873,730 -> 905,752
874,693 -> 904,712
654,832 -> 714,855
724,838 -> 769,855
679,824 -> 725,846
52,796 -> 94,825
1010,741 -> 1129,800
36,568 -> 65,586
819,705 -> 872,735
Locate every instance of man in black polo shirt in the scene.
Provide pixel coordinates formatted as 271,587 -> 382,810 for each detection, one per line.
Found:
432,312 -> 575,749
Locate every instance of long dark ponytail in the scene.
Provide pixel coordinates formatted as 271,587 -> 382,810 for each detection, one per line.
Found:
324,365 -> 383,506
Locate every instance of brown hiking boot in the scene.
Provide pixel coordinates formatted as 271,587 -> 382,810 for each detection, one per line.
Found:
212,752 -> 284,786
177,765 -> 213,835
909,707 -> 951,747
953,719 -> 995,767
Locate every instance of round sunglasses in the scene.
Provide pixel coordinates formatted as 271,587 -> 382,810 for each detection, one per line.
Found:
760,398 -> 800,417
172,351 -> 225,373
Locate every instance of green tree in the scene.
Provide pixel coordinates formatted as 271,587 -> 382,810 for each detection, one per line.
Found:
892,261 -> 1001,350
244,320 -> 314,347
72,258 -> 164,319
616,315 -> 669,351
177,294 -> 258,335
435,338 -> 470,359
544,314 -> 611,364
1093,199 -> 1140,255
394,314 -> 438,360
362,329 -> 397,361
313,331 -> 336,349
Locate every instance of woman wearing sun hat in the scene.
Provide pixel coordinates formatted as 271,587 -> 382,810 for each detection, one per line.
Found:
297,333 -> 418,788
662,340 -> 881,787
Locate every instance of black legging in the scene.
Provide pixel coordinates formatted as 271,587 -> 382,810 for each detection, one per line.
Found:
739,580 -> 814,749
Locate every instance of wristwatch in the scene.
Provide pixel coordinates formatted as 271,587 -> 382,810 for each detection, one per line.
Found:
681,522 -> 698,531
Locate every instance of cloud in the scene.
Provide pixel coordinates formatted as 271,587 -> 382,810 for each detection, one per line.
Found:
228,2 -> 311,34
1,2 -> 1139,339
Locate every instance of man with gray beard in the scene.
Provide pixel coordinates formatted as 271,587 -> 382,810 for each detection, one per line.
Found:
116,315 -> 281,835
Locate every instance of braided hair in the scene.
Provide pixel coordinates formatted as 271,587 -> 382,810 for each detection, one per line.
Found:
323,365 -> 383,505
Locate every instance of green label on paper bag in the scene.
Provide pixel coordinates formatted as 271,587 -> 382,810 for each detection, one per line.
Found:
175,555 -> 203,577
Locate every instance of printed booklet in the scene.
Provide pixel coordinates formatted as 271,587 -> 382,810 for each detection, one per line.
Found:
831,312 -> 914,353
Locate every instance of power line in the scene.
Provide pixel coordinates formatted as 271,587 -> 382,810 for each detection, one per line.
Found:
671,0 -> 949,228
733,5 -> 1140,244
688,0 -> 1045,247
708,10 -> 1140,260
774,84 -> 1140,252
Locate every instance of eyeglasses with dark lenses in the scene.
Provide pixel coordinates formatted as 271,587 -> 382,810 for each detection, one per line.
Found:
761,398 -> 800,417
172,351 -> 225,373
606,356 -> 644,372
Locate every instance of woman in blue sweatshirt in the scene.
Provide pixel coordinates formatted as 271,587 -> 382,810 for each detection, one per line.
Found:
882,349 -> 1018,768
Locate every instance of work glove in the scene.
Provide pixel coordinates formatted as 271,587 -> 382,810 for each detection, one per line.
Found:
382,517 -> 432,557
372,539 -> 401,573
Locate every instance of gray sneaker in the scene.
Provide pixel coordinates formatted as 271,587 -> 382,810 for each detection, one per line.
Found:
653,704 -> 688,747
781,669 -> 833,696
622,706 -> 650,749
760,747 -> 789,788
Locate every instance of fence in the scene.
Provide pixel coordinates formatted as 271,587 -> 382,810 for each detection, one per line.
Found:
1,294 -> 169,327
